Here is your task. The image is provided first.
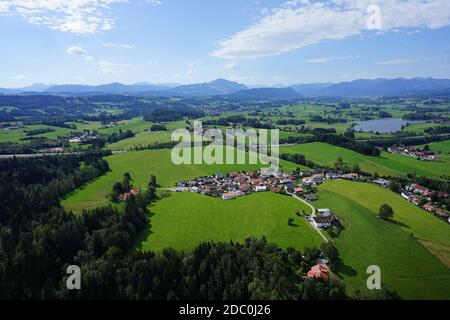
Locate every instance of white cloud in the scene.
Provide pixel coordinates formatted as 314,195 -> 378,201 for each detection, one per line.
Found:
306,55 -> 361,64
0,0 -> 127,34
98,60 -> 129,75
103,43 -> 135,49
374,59 -> 417,65
211,0 -> 450,60
307,57 -> 333,64
67,46 -> 94,60
147,0 -> 162,6
67,47 -> 129,75
12,74 -> 29,81
67,46 -> 87,56
0,2 -> 9,12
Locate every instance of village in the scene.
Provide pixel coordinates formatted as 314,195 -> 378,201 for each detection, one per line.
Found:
68,130 -> 98,143
401,184 -> 449,220
175,169 -> 363,232
0,123 -> 23,130
175,167 -> 450,225
176,169 -> 366,202
387,145 -> 439,161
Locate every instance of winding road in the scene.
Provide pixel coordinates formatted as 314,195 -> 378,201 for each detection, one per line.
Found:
288,193 -> 329,243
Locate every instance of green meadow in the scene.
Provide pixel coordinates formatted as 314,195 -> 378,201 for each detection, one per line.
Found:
0,124 -> 73,143
106,130 -> 173,150
315,180 -> 450,300
135,191 -> 323,252
403,122 -> 450,134
61,147 -> 302,212
424,139 -> 450,154
280,142 -> 450,178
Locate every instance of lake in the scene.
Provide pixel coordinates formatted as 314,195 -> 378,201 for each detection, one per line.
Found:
354,118 -> 421,133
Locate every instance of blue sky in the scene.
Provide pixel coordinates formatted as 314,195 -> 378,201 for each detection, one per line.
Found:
1,0 -> 450,87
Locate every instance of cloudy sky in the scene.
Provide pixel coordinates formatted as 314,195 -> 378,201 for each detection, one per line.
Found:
1,0 -> 450,87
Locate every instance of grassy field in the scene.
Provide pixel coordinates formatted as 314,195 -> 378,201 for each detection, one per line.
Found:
315,180 -> 450,300
106,131 -> 172,150
135,191 -> 323,252
0,117 -> 190,144
403,122 -> 450,134
423,139 -> 450,154
105,128 -> 305,151
280,142 -> 450,178
61,147 -> 302,212
0,124 -> 73,143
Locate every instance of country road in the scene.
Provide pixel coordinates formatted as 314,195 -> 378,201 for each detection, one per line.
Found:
288,193 -> 329,243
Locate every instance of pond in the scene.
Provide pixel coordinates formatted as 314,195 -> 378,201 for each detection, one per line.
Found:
353,118 -> 421,133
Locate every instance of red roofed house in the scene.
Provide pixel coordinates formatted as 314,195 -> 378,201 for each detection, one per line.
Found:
413,185 -> 430,196
307,264 -> 329,280
294,187 -> 304,194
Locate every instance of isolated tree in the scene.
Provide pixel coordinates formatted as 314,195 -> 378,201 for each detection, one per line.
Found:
111,182 -> 124,201
378,204 -> 394,220
122,172 -> 132,192
147,174 -> 158,201
288,218 -> 295,226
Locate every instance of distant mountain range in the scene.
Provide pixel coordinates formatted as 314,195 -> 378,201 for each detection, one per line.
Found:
0,83 -> 52,94
1,77 -> 450,98
304,78 -> 450,97
44,82 -> 175,94
229,87 -> 301,100
162,78 -> 248,96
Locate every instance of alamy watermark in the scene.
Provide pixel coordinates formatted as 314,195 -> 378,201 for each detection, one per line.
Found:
170,121 -> 280,175
66,265 -> 81,290
367,265 -> 381,290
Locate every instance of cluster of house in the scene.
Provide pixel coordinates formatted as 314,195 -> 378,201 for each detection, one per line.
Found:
177,170 -> 367,202
0,123 -> 22,130
388,146 -> 438,161
310,208 -> 340,229
177,171 -> 304,200
69,130 -> 98,143
373,178 -> 391,189
401,184 -> 449,220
